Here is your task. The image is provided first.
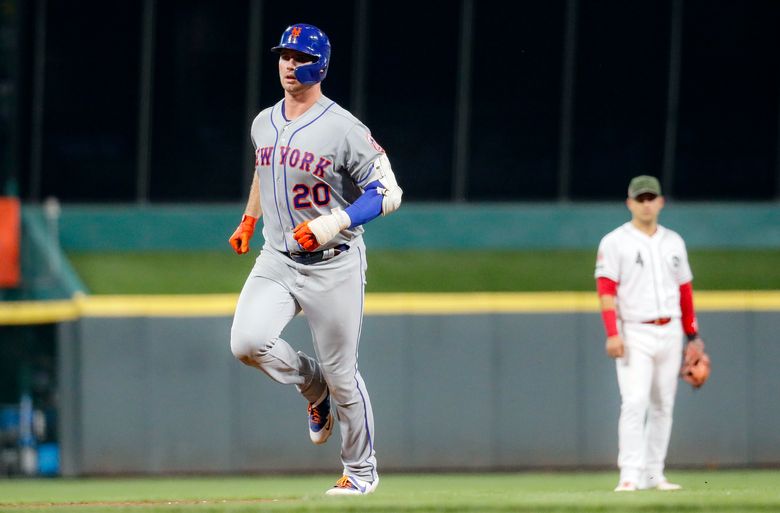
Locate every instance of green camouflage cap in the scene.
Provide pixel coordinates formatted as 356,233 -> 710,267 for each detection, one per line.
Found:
628,175 -> 661,198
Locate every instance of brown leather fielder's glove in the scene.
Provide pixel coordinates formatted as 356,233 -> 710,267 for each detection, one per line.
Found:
681,337 -> 710,388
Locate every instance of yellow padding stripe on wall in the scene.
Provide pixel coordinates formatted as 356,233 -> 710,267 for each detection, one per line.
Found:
0,300 -> 80,325
366,292 -> 601,314
1,291 -> 780,325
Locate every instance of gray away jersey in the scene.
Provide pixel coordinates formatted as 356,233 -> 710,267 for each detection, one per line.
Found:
250,95 -> 385,253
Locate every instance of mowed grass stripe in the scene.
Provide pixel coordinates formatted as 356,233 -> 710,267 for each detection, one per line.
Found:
1,471 -> 779,512
67,249 -> 780,294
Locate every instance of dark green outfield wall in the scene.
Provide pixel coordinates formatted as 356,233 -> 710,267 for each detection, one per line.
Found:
41,202 -> 780,251
57,310 -> 780,475
12,202 -> 777,299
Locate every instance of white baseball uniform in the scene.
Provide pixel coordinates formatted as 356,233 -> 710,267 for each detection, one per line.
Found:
595,222 -> 693,486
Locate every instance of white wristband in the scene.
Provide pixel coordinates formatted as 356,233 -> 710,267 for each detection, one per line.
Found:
308,209 -> 351,245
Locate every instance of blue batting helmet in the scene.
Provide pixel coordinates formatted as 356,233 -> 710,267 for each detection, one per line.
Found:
271,24 -> 331,85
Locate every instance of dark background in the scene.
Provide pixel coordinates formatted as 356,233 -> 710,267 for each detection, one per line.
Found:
1,0 -> 779,203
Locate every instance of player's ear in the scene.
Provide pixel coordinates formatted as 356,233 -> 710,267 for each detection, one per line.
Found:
658,195 -> 665,208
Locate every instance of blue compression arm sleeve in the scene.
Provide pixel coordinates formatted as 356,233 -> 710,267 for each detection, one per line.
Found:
345,180 -> 383,228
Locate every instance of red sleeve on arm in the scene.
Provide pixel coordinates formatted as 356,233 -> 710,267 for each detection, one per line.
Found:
600,310 -> 619,337
596,277 -> 619,337
679,281 -> 698,336
597,277 -> 617,296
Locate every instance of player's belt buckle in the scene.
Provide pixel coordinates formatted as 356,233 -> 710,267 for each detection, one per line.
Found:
642,317 -> 672,326
287,244 -> 349,264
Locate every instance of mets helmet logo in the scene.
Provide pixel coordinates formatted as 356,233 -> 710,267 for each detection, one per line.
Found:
289,26 -> 302,43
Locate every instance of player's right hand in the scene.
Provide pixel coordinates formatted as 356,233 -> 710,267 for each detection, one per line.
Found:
229,214 -> 257,254
606,335 -> 625,358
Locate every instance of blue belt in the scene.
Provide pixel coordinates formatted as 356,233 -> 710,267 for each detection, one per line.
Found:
286,244 -> 349,265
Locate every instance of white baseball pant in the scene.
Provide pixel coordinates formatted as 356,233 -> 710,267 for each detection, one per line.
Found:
616,319 -> 683,485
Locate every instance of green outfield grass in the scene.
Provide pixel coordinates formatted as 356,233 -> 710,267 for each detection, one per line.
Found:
67,249 -> 780,294
1,471 -> 779,512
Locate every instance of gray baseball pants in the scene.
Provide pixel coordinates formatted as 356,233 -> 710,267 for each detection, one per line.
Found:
230,239 -> 377,482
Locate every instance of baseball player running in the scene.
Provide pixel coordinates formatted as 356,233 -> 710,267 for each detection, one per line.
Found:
595,175 -> 705,492
228,23 -> 402,496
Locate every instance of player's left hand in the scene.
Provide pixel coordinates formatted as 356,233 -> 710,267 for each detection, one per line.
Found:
683,336 -> 705,365
681,336 -> 710,388
293,209 -> 351,252
293,221 -> 320,251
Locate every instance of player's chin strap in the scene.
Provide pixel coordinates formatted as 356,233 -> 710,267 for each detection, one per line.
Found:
373,155 -> 402,216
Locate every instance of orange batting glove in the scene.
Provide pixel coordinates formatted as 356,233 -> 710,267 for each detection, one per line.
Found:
293,221 -> 320,251
229,214 -> 257,254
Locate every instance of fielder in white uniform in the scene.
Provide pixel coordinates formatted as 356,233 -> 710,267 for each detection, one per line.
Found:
228,23 -> 402,496
595,175 -> 701,492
